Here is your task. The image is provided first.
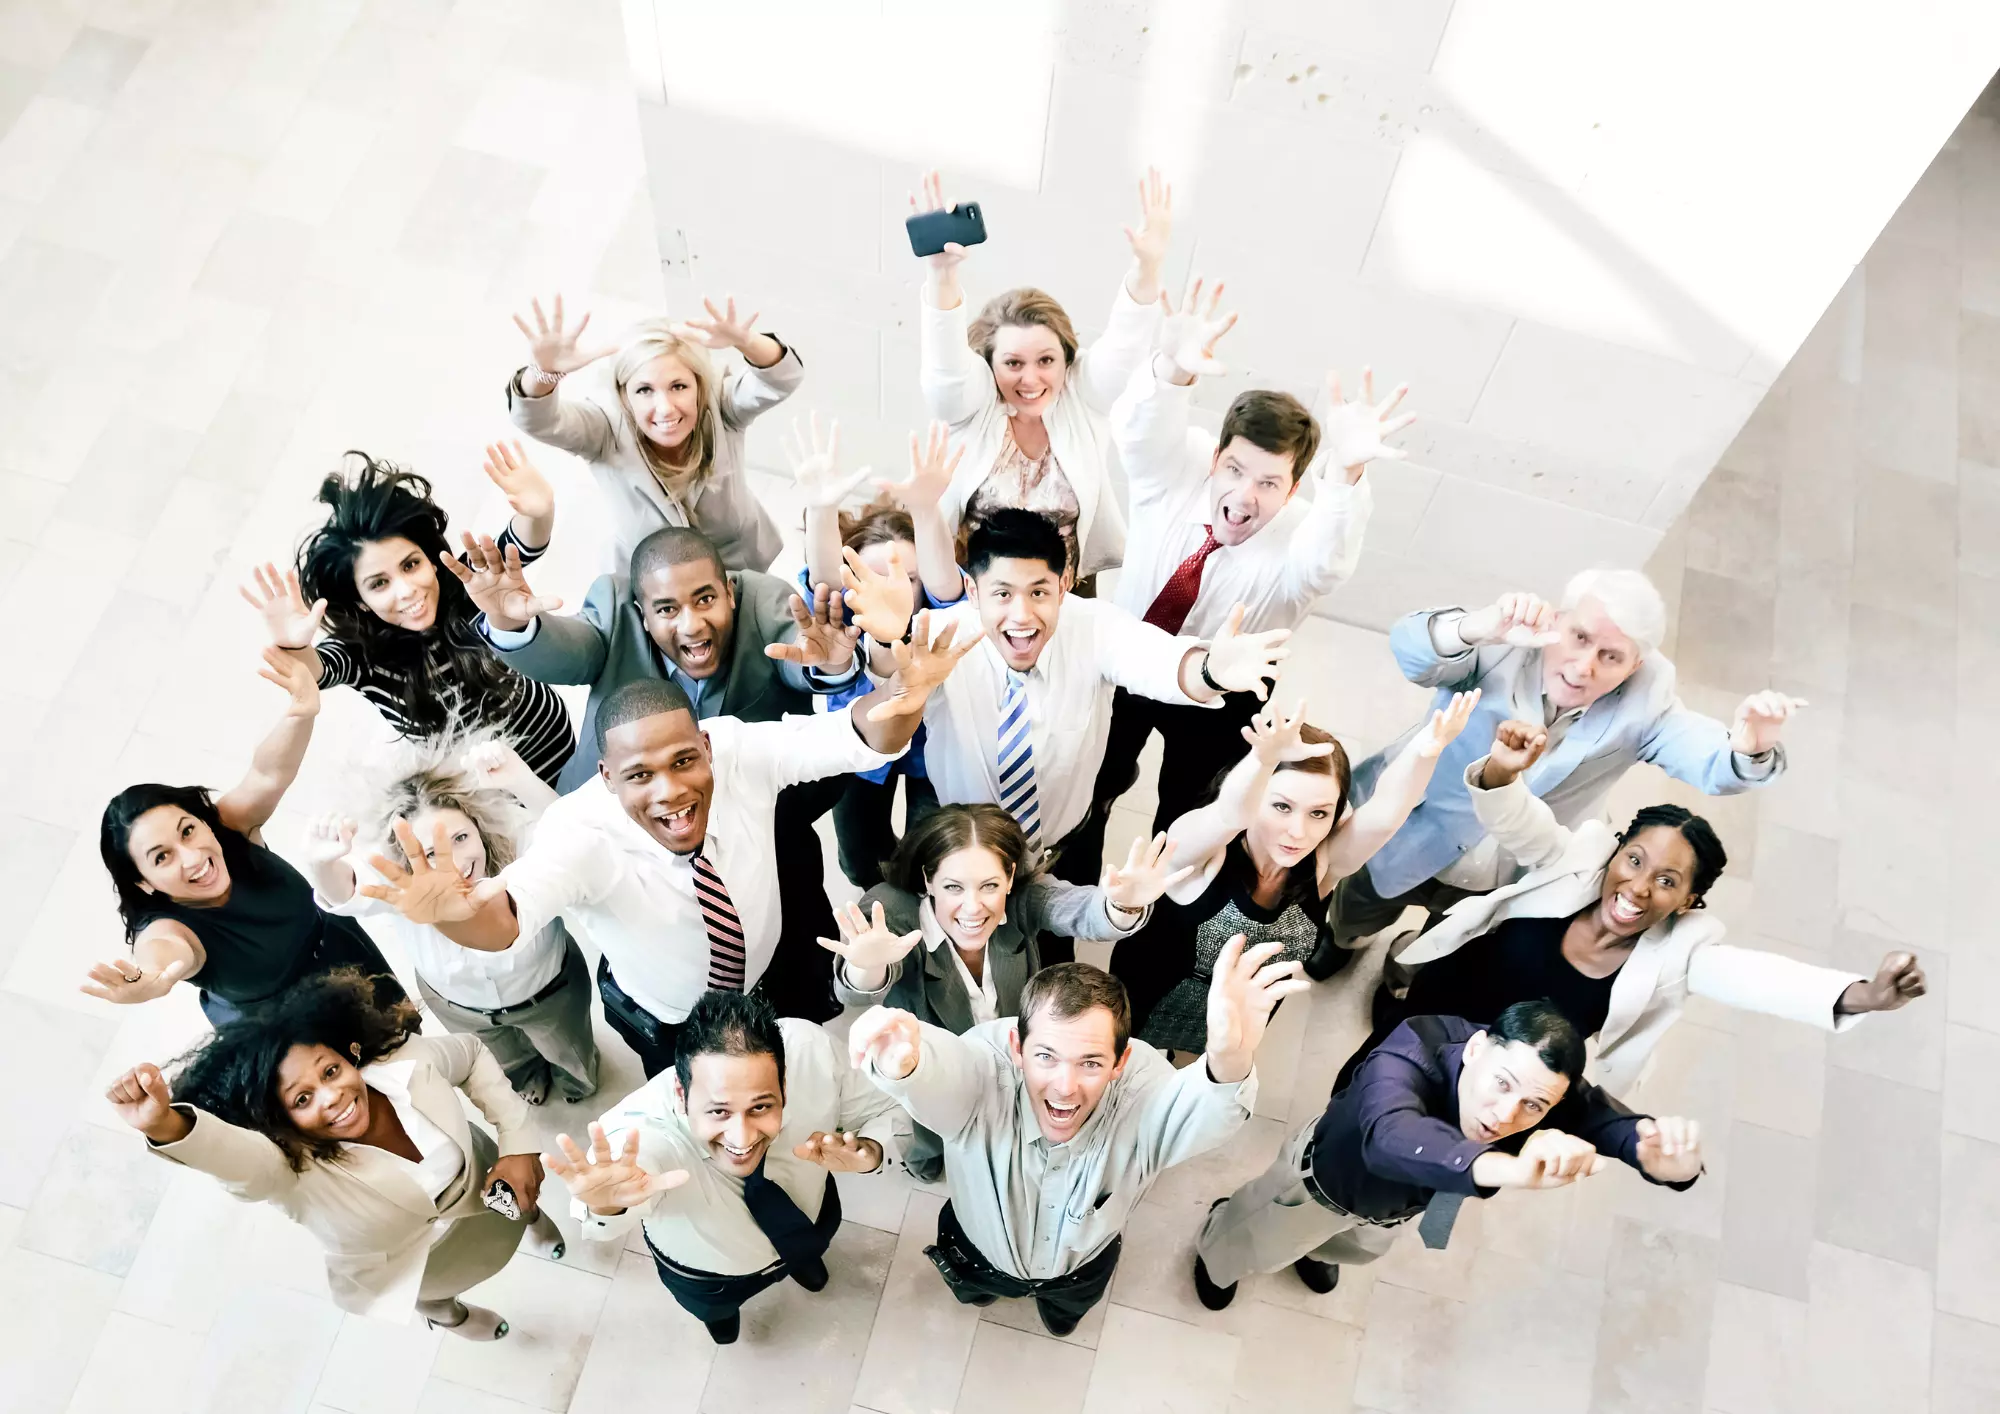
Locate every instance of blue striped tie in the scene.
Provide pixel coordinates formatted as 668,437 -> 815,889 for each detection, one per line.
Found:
996,670 -> 1043,855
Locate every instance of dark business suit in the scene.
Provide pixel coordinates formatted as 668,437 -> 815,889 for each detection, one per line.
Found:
1196,1014 -> 1697,1286
485,569 -> 856,1021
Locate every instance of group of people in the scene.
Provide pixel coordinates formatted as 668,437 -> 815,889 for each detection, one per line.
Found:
92,170 -> 1929,1352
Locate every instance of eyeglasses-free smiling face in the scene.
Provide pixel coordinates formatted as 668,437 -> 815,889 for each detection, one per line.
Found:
625,352 -> 703,451
987,325 -> 1067,418
405,806 -> 489,883
1007,1002 -> 1130,1144
351,536 -> 439,633
126,806 -> 232,903
275,1043 -> 373,1144
636,557 -> 737,680
1541,595 -> 1641,711
676,1049 -> 785,1177
969,555 -> 1064,673
1596,825 -> 1701,936
924,844 -> 1014,952
599,710 -> 715,855
1207,437 -> 1300,546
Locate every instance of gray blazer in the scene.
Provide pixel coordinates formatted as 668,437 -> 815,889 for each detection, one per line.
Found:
489,569 -> 826,794
836,878 -> 1135,1034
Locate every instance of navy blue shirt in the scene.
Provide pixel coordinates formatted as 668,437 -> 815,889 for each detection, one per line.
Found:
1308,1015 -> 1696,1223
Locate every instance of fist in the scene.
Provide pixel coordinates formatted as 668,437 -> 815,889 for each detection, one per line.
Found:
1634,1115 -> 1703,1183
1489,720 -> 1549,775
1854,952 -> 1927,1014
106,1063 -> 185,1142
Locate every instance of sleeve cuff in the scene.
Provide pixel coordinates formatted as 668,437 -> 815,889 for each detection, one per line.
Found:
1731,745 -> 1783,780
479,616 -> 540,649
1426,610 -> 1473,658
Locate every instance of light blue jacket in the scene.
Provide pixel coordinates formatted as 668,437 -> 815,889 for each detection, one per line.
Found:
1350,608 -> 1784,898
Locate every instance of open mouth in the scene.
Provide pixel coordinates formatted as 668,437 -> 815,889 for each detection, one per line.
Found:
1608,892 -> 1644,926
1474,1118 -> 1497,1141
1000,627 -> 1040,657
678,639 -> 716,669
1219,504 -> 1252,529
718,1138 -> 763,1163
1043,1098 -> 1080,1129
654,801 -> 700,842
186,857 -> 217,888
330,1097 -> 361,1130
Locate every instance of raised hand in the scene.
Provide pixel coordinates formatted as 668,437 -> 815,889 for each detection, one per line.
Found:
543,1123 -> 690,1215
1122,166 -> 1174,303
673,295 -> 762,353
1633,1116 -> 1703,1184
512,293 -> 616,380
443,532 -> 562,634
1414,689 -> 1481,759
1729,691 -> 1807,756
105,1063 -> 191,1144
359,817 -> 488,924
794,1129 -> 884,1173
1201,605 -> 1292,699
1839,951 -> 1928,1015
1155,275 -> 1237,380
1319,368 -> 1414,482
849,1005 -> 924,1080
240,562 -> 326,650
818,899 -> 924,975
839,544 -> 916,644
767,583 -> 863,671
909,170 -> 971,277
785,413 -> 872,511
1483,719 -> 1549,786
480,441 -> 553,525
462,740 -> 534,791
303,813 -> 357,866
1497,1128 -> 1609,1189
258,644 -> 320,719
1101,832 -> 1197,912
1239,698 -> 1335,770
1459,591 -> 1558,648
868,611 -> 978,722
1203,934 -> 1310,1081
80,955 -> 190,1005
880,419 -> 965,513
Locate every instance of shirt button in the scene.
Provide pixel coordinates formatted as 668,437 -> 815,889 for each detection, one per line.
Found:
1415,1146 -> 1424,1155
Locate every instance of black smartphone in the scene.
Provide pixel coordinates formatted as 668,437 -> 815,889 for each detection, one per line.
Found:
906,202 -> 987,258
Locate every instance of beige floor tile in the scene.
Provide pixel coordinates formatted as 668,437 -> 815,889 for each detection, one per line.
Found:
1813,1066 -> 1941,1270
1079,1304 -> 1241,1414
1936,1133 -> 2000,1326
1590,1219 -> 1719,1414
1703,1282 -> 1811,1414
310,1310 -> 443,1414
0,1244 -> 122,1413
1803,1242 -> 1934,1414
429,1248 -> 611,1412
1932,1311 -> 2000,1414
850,1191 -> 982,1414
67,1309 -> 198,1414
187,1282 -> 344,1414
1717,1122 -> 1816,1299
15,1119 -> 173,1276
565,1249 -> 712,1414
1227,1298 -> 1363,1414
955,1322 -> 1097,1414
1942,1024 -> 2000,1142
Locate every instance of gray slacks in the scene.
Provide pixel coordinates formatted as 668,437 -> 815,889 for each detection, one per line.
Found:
1196,1120 -> 1401,1288
417,933 -> 600,1103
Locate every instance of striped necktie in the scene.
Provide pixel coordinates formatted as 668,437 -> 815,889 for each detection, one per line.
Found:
996,669 -> 1043,855
692,848 -> 747,991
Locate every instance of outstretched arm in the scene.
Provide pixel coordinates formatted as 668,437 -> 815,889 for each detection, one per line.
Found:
1165,700 -> 1329,869
879,420 -> 970,609
1319,691 -> 1479,886
215,647 -> 320,837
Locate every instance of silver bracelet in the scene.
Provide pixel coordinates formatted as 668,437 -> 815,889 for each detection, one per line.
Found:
525,362 -> 564,389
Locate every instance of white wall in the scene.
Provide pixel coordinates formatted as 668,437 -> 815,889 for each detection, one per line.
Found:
620,0 -> 2000,626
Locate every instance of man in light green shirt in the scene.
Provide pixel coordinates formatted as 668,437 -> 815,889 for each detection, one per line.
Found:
849,936 -> 1307,1335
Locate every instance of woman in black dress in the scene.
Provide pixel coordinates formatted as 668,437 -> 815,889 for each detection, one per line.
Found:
241,446 -> 576,787
1112,694 -> 1476,1060
88,647 -> 394,1026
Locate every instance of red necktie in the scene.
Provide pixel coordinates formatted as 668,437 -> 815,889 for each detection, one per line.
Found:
1142,527 -> 1222,636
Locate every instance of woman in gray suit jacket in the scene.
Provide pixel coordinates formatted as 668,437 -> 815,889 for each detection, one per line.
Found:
106,970 -> 558,1339
826,804 -> 1189,1178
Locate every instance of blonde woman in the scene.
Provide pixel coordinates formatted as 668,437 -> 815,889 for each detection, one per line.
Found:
908,169 -> 1171,583
505,294 -> 803,572
306,740 -> 600,1108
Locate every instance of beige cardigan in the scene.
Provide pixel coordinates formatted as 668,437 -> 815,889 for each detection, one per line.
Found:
1395,759 -> 1865,1093
150,1033 -> 533,1318
920,282 -> 1159,580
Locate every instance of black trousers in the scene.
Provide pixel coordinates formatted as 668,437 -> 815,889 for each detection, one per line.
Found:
595,955 -> 685,1080
645,1175 -> 843,1322
830,768 -> 940,889
765,777 -> 849,1023
924,1200 -> 1122,1327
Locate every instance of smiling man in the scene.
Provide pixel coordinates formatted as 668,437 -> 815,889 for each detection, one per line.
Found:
362,626 -> 970,1077
848,937 -> 1306,1336
1190,1002 -> 1705,1310
543,990 -> 897,1345
1307,569 -> 1804,979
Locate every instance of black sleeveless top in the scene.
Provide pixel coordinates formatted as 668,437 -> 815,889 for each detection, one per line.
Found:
134,827 -> 387,1007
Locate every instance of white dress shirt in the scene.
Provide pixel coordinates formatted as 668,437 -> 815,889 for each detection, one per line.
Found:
916,598 -> 1209,846
360,1059 -> 467,1203
499,709 -> 899,1024
924,899 -> 1001,1025
1109,364 -> 1372,637
573,1019 -> 900,1274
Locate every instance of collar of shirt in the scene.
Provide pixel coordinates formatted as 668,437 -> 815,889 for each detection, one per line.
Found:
663,653 -> 729,709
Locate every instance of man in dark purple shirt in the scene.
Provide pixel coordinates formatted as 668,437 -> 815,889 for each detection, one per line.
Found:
1191,1001 -> 1705,1308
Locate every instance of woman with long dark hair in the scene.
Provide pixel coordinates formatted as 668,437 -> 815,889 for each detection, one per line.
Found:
240,447 -> 576,787
105,968 -> 559,1338
88,648 -> 395,1026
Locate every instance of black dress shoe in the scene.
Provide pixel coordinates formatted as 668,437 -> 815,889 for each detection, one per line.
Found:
1302,922 -> 1356,981
1036,1299 -> 1083,1337
1192,1252 -> 1238,1310
791,1258 -> 829,1292
1292,1256 -> 1338,1293
705,1312 -> 742,1344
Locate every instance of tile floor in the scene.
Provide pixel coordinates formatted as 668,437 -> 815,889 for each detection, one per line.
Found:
0,3 -> 1992,1411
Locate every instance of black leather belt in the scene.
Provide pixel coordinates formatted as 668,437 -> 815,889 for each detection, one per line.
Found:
450,965 -> 573,1020
1297,1151 -> 1415,1227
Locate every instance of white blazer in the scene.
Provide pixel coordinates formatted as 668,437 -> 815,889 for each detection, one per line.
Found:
150,1034 -> 533,1318
920,282 -> 1159,579
506,346 -> 805,574
1395,759 -> 1865,1093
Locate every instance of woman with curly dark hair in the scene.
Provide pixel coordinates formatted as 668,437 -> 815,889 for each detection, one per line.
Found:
240,445 -> 576,786
88,646 -> 395,1026
104,969 -> 560,1338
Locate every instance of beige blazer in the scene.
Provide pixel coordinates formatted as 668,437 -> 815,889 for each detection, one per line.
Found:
1395,759 -> 1865,1094
151,1033 -> 533,1318
920,282 -> 1159,579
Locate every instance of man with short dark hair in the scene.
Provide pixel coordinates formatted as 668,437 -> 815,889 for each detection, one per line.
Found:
1065,285 -> 1415,878
1189,1001 -> 1706,1310
360,631 -> 973,1078
848,938 -> 1307,1336
542,990 -> 897,1345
